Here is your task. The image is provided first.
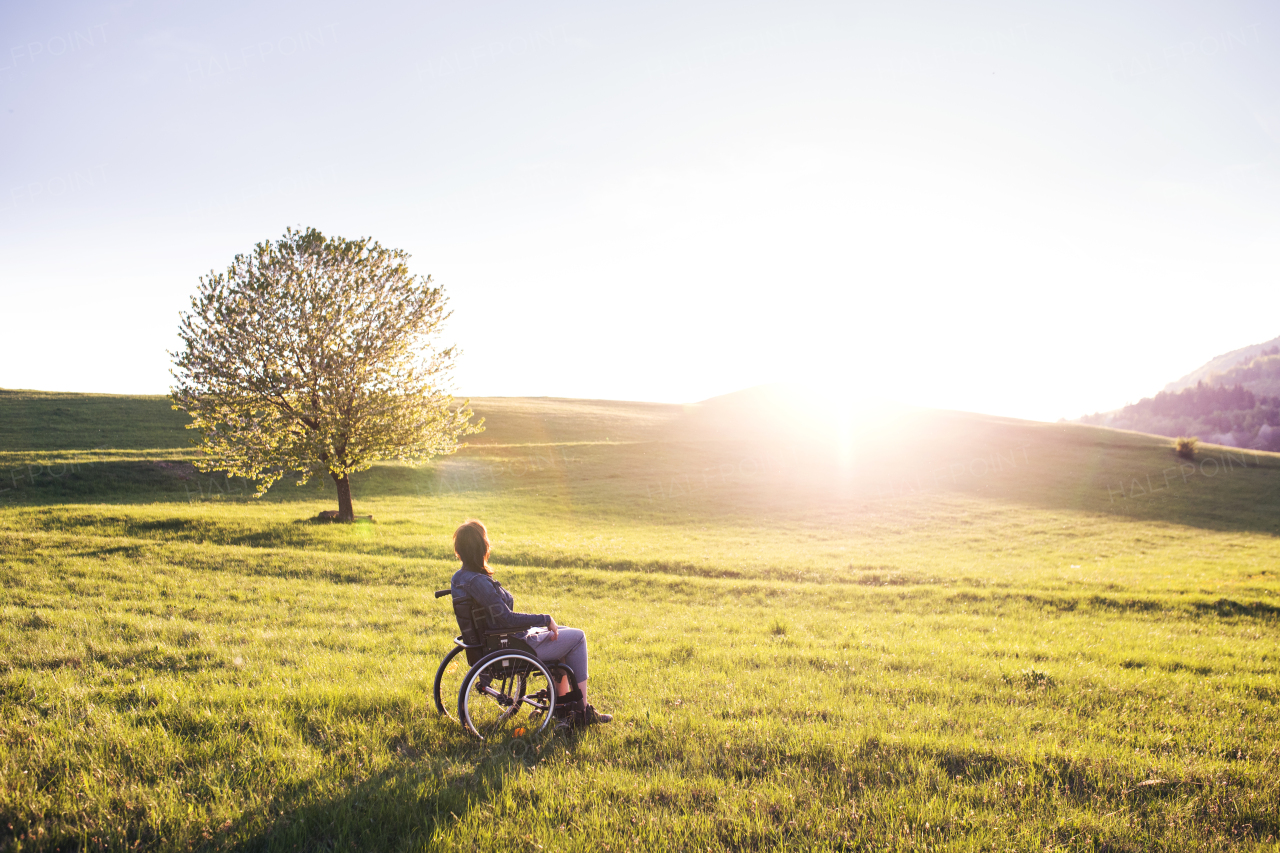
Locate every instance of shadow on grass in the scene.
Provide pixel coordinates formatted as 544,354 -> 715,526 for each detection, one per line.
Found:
131,517 -> 202,533
231,732 -> 577,852
74,543 -> 150,559
981,431 -> 1280,538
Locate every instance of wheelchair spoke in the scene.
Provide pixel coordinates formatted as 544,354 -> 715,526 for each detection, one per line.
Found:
488,674 -> 525,730
459,652 -> 557,740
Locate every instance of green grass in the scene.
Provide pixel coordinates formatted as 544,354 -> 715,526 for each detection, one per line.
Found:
2,390 -> 1279,851
0,390 -> 191,454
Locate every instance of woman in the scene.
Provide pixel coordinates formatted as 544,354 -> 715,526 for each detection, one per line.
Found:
449,519 -> 611,726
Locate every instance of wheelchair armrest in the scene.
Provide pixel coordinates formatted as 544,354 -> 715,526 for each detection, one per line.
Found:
483,627 -> 531,638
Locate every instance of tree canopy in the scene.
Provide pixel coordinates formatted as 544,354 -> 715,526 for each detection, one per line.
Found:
170,226 -> 481,519
1081,379 -> 1280,451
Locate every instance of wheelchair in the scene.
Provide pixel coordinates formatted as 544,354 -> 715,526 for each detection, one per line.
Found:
431,589 -> 581,740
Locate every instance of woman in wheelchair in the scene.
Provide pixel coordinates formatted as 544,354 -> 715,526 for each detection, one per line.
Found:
451,519 -> 611,726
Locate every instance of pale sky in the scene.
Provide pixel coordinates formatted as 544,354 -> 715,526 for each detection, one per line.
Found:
2,1 -> 1278,422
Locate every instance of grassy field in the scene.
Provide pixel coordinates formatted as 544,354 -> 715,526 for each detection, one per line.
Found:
2,387 -> 1279,851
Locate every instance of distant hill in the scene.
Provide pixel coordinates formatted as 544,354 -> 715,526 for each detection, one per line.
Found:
1164,335 -> 1280,393
1081,336 -> 1280,450
0,389 -> 677,457
1194,350 -> 1280,398
0,388 -> 190,452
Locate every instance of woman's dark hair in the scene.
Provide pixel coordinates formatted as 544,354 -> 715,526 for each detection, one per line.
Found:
453,519 -> 492,576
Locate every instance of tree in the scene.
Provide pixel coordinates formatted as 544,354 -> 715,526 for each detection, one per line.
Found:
170,226 -> 482,520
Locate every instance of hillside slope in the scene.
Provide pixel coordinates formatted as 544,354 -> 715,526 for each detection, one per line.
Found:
2,388 -> 1278,541
0,388 -> 190,453
1081,380 -> 1280,450
1164,334 -> 1280,393
1083,342 -> 1280,449
1198,351 -> 1280,398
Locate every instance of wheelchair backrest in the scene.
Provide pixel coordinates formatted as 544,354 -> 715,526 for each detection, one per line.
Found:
452,599 -> 484,644
451,597 -> 492,665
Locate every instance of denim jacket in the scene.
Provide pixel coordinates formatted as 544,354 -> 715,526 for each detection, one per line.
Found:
450,566 -> 550,632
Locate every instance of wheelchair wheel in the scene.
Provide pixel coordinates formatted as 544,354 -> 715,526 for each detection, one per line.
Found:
433,644 -> 468,720
459,651 -> 557,740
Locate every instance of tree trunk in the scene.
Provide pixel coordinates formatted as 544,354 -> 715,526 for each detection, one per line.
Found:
332,472 -> 354,521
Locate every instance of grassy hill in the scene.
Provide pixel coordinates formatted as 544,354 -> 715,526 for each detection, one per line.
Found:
2,389 -> 1279,851
0,389 -> 191,454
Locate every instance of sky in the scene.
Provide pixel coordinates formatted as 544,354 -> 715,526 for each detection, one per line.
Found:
2,0 -> 1279,422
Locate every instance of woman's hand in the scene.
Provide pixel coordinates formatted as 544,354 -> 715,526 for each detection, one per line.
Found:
547,617 -> 560,641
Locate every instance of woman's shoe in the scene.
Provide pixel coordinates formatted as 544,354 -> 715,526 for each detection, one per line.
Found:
579,704 -> 612,725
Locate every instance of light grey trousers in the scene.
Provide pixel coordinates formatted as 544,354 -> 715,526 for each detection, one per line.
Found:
526,627 -> 589,684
